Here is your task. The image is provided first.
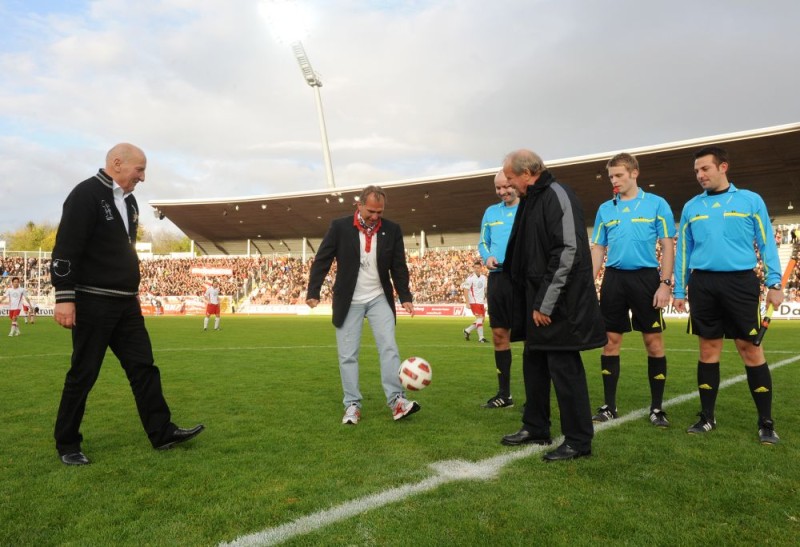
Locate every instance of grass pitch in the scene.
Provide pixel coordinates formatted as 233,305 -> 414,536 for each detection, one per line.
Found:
1,315 -> 799,546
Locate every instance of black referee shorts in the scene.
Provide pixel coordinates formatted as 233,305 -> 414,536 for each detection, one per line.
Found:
487,271 -> 513,330
687,269 -> 761,340
599,267 -> 665,334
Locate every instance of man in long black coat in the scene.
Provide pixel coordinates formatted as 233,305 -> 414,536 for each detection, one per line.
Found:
500,149 -> 607,461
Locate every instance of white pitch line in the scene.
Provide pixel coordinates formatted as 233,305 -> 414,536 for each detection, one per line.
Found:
220,354 -> 800,547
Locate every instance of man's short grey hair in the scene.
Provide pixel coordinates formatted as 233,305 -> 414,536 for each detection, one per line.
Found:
359,185 -> 387,204
503,149 -> 546,176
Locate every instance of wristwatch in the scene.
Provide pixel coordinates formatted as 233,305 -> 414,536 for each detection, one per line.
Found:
660,279 -> 672,286
768,283 -> 782,290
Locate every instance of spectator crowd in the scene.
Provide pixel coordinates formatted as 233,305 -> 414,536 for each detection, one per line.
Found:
2,243 -> 799,306
139,257 -> 260,300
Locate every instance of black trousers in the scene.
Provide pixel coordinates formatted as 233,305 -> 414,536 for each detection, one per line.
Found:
521,348 -> 594,451
54,293 -> 175,454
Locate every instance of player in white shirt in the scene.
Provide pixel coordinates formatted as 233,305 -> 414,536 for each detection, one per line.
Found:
203,280 -> 222,331
5,277 -> 32,336
461,260 -> 488,343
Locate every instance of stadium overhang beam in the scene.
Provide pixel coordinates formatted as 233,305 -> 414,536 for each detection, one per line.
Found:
150,122 -> 800,255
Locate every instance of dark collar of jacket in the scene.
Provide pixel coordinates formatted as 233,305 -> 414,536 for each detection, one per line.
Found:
95,168 -> 115,189
529,170 -> 555,196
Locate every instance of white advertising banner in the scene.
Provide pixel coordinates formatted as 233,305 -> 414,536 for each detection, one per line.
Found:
662,301 -> 800,320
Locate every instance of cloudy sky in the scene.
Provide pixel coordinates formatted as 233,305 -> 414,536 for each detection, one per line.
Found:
2,0 -> 799,236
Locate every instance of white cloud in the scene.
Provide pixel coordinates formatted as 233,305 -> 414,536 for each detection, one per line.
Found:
1,0 -> 800,236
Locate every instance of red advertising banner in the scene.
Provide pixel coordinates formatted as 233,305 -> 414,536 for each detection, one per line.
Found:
190,267 -> 233,276
397,304 -> 467,317
139,295 -> 232,316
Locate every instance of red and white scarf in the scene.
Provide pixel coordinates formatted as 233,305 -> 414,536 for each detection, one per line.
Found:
353,211 -> 381,252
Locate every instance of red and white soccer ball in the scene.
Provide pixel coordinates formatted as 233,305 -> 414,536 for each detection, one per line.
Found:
399,356 -> 432,391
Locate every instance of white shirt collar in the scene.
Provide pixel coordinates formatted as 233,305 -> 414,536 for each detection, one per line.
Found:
112,181 -> 131,199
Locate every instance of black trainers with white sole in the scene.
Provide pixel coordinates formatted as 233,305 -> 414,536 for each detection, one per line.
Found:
686,412 -> 716,434
592,404 -> 618,423
758,418 -> 780,445
649,409 -> 670,428
482,394 -> 514,409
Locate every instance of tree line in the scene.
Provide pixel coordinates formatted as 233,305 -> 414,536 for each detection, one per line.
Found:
1,221 -> 193,255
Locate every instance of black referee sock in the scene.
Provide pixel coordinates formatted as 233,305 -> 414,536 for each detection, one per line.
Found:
495,350 -> 512,398
697,361 -> 720,419
648,356 -> 667,410
746,363 -> 773,420
600,355 -> 620,409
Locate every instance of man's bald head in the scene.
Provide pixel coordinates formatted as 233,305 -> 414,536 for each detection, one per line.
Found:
494,169 -> 518,205
106,143 -> 147,193
106,143 -> 145,167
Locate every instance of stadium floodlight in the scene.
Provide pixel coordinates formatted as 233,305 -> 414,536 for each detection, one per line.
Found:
260,0 -> 311,45
261,0 -> 336,189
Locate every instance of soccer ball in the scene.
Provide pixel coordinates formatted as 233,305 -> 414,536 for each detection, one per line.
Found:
399,356 -> 432,391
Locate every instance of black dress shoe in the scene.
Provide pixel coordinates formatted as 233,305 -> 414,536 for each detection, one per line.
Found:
501,428 -> 553,446
60,452 -> 90,466
156,424 -> 205,450
542,443 -> 591,461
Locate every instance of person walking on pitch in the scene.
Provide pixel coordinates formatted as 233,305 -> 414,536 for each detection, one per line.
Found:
461,260 -> 488,343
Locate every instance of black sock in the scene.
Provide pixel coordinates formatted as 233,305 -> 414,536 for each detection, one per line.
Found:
746,363 -> 773,420
600,355 -> 620,409
648,356 -> 667,410
495,350 -> 512,397
697,361 -> 720,419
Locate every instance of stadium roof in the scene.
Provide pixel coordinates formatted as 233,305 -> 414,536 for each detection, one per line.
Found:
150,122 -> 800,256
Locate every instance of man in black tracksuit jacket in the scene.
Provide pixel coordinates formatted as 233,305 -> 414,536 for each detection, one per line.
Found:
500,149 -> 607,461
51,143 -> 204,466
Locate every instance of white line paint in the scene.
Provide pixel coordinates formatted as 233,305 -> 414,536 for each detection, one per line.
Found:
220,354 -> 800,546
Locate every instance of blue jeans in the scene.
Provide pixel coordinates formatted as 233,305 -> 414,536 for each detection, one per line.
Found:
335,295 -> 404,408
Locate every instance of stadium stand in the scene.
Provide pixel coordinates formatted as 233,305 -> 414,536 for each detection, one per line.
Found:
2,246 -> 798,311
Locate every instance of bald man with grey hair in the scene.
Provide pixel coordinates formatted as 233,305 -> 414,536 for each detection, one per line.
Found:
51,143 -> 204,466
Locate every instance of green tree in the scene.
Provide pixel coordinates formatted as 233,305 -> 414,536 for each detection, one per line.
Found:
150,229 -> 194,255
137,224 -> 150,244
6,221 -> 58,251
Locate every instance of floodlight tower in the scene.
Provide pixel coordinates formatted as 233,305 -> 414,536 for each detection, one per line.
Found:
291,41 -> 336,189
262,1 -> 336,189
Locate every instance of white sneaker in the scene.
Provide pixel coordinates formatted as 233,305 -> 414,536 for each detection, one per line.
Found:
392,397 -> 421,421
342,404 -> 360,425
